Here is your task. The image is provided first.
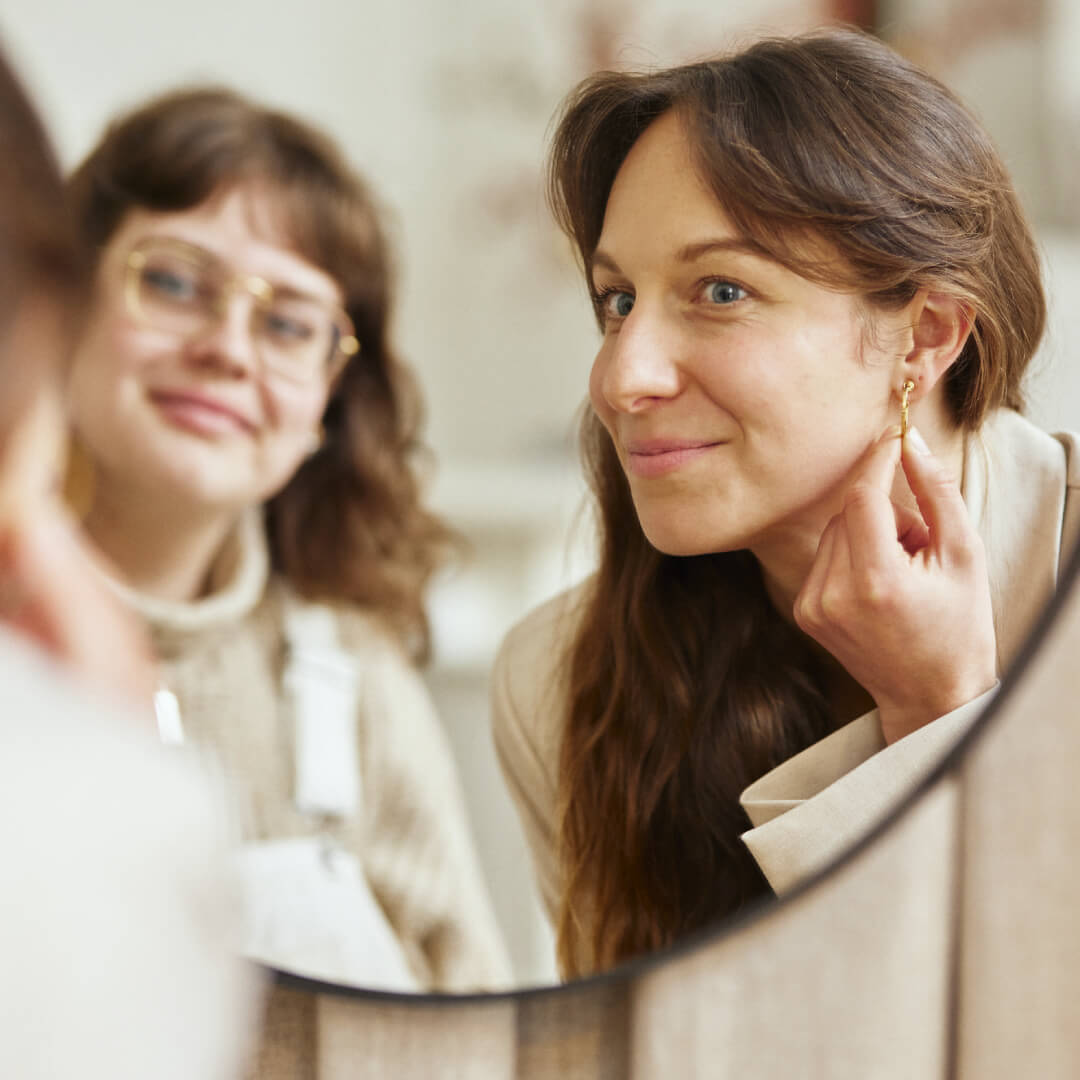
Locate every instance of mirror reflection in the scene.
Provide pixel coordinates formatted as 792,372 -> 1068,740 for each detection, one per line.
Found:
2,0 -> 1078,1045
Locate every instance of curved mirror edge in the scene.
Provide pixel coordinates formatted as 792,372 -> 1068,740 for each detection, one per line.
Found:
264,525 -> 1080,1007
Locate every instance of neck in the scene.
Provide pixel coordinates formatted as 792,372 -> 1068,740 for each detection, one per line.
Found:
82,474 -> 241,603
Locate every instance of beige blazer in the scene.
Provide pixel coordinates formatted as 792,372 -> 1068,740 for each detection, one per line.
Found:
492,409 -> 1080,927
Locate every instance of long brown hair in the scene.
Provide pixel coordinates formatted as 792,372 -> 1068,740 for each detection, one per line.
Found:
67,88 -> 449,659
548,28 -> 1045,976
0,45 -> 86,447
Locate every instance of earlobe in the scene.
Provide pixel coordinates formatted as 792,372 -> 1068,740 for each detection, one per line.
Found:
901,289 -> 974,396
305,423 -> 327,457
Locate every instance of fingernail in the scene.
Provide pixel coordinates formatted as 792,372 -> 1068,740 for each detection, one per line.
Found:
907,425 -> 930,455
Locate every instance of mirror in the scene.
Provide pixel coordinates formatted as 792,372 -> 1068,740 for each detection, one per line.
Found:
4,0 -> 1078,1024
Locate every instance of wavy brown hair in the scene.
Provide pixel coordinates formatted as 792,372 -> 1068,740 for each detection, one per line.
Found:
67,88 -> 449,659
548,27 -> 1045,976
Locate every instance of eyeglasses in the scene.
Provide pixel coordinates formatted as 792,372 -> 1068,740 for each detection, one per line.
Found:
123,237 -> 359,383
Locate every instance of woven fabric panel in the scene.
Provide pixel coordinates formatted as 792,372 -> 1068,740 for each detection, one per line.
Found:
956,571 -> 1080,1078
316,993 -> 517,1079
629,781 -> 957,1079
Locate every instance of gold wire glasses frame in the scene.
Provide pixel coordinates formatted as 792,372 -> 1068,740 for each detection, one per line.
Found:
123,238 -> 360,383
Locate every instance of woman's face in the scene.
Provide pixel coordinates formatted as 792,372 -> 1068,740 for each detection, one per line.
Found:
68,185 -> 345,515
589,111 -> 908,561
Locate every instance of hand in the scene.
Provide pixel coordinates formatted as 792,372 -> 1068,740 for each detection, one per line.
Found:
0,503 -> 157,713
793,426 -> 997,744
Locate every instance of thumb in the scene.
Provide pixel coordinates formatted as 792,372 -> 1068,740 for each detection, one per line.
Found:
900,426 -> 972,554
849,425 -> 903,496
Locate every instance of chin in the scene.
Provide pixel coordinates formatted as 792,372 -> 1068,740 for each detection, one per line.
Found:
638,515 -> 729,558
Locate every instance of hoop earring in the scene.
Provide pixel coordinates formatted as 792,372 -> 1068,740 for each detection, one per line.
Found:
900,379 -> 915,439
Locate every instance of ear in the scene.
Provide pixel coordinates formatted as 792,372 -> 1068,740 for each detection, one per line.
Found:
898,289 -> 974,399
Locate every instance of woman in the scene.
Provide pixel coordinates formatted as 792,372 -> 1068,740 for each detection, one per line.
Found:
0,46 -> 254,1079
493,27 -> 1079,979
64,87 -> 509,999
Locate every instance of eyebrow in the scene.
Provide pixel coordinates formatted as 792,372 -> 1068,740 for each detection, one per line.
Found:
591,236 -> 774,276
135,233 -> 343,308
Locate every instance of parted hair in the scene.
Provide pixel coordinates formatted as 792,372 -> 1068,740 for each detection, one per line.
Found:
547,27 -> 1045,975
67,87 -> 450,659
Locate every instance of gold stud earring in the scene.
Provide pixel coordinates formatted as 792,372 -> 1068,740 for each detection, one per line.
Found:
900,379 -> 915,439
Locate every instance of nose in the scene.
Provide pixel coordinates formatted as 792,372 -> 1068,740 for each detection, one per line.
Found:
591,301 -> 683,414
183,294 -> 259,378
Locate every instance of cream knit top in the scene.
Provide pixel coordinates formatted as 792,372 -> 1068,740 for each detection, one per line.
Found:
109,512 -> 509,996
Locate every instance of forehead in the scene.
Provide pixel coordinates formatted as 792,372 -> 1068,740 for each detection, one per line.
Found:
104,185 -> 344,305
594,110 -> 862,295
596,110 -> 738,263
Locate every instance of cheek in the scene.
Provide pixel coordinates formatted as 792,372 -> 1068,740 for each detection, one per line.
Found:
271,382 -> 327,432
69,318 -> 145,411
261,385 -> 328,472
587,351 -> 613,424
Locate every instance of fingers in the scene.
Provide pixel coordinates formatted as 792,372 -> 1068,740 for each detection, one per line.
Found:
796,512 -> 840,622
842,429 -> 905,580
9,509 -> 156,709
901,426 -> 977,561
850,425 -> 903,493
894,500 -> 930,555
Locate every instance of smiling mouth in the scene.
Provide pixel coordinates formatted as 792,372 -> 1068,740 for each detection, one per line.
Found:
625,441 -> 724,478
149,390 -> 255,437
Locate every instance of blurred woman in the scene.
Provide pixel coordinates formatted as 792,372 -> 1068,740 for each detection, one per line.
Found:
64,87 -> 508,1004
0,44 -> 255,1079
493,28 -> 1079,978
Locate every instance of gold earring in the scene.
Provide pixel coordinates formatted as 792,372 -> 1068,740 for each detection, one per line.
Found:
62,436 -> 97,521
900,379 -> 915,439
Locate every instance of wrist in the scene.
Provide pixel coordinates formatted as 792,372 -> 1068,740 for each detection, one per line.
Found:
878,673 -> 997,745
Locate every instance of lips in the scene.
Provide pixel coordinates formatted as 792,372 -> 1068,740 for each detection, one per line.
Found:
624,437 -> 725,478
148,388 -> 257,437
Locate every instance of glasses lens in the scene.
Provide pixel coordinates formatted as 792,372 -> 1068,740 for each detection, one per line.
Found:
126,241 -> 355,383
131,246 -> 219,335
255,297 -> 346,381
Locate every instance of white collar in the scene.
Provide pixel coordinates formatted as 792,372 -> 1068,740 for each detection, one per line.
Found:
104,509 -> 269,656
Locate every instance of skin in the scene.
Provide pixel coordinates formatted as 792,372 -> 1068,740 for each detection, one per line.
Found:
68,184 -> 344,602
589,110 -> 997,742
0,298 -> 154,707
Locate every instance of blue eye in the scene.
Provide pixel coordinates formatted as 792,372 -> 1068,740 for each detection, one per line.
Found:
705,280 -> 746,305
262,310 -> 316,342
143,266 -> 199,302
596,289 -> 634,321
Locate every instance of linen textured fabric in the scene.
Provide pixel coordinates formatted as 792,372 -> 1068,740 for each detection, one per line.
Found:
0,625 -> 257,1079
492,409 -> 1080,929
